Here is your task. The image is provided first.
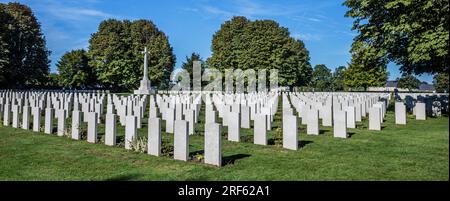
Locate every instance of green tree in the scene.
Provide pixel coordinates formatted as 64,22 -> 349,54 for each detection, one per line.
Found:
332,66 -> 346,91
0,7 -> 9,86
180,52 -> 205,88
344,0 -> 449,75
397,74 -> 421,91
56,49 -> 96,89
433,72 -> 449,92
310,64 -> 332,91
45,73 -> 61,89
207,16 -> 312,88
343,41 -> 389,90
88,19 -> 175,91
0,2 -> 50,88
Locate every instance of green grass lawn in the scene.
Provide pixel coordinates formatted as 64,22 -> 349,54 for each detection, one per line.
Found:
0,99 -> 448,181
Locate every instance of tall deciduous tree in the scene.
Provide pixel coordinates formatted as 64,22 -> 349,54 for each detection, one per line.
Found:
343,41 -> 389,90
310,64 -> 333,91
397,74 -> 421,91
180,52 -> 205,88
332,66 -> 346,91
57,49 -> 96,89
88,19 -> 175,91
433,73 -> 449,92
344,0 -> 449,75
207,16 -> 312,88
0,2 -> 50,88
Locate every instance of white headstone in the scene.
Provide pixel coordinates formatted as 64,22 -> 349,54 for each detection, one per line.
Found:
333,110 -> 347,138
148,118 -> 161,156
174,120 -> 189,161
228,112 -> 240,142
32,107 -> 41,132
56,109 -> 66,136
22,106 -> 30,130
165,108 -> 175,133
204,122 -> 222,166
125,115 -> 137,150
346,106 -> 356,129
11,105 -> 19,128
241,106 -> 250,129
395,102 -> 407,125
254,114 -> 267,145
307,108 -> 319,135
44,108 -> 54,134
283,115 -> 298,150
415,102 -> 426,120
71,110 -> 81,140
369,107 -> 381,130
105,113 -> 117,146
87,112 -> 98,143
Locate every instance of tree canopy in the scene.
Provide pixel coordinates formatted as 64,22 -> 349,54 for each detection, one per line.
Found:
88,19 -> 175,91
344,0 -> 449,75
56,49 -> 96,89
180,52 -> 205,88
310,64 -> 333,91
332,66 -> 346,91
0,2 -> 50,88
397,74 -> 421,91
343,42 -> 389,90
433,73 -> 449,92
207,16 -> 312,87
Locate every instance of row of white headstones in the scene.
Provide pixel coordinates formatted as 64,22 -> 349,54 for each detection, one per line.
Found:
0,90 -> 446,167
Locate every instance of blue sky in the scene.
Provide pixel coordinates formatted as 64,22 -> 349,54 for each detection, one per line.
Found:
2,0 -> 434,83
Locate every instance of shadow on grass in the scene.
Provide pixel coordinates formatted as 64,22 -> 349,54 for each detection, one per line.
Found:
104,173 -> 143,181
267,138 -> 280,145
348,132 -> 356,138
222,154 -> 251,166
189,150 -> 204,156
298,140 -> 313,149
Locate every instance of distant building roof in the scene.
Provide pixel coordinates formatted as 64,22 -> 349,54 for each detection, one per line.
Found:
385,80 -> 398,88
419,83 -> 435,91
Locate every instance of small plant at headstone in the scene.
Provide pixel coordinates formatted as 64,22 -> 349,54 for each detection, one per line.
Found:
63,128 -> 71,138
129,136 -> 147,153
273,127 -> 283,147
161,139 -> 174,157
116,141 -> 125,148
241,135 -> 253,143
193,153 -> 204,162
99,135 -> 105,144
80,129 -> 87,140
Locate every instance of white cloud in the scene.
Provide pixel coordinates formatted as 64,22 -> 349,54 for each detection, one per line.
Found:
292,33 -> 321,41
46,6 -> 113,21
190,0 -> 304,19
307,17 -> 322,22
179,7 -> 200,13
201,5 -> 234,17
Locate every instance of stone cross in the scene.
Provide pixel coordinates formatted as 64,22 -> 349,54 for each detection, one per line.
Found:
142,47 -> 149,82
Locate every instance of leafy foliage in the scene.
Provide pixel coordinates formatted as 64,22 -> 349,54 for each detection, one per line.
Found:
344,0 -> 449,75
433,73 -> 449,92
56,49 -> 96,89
180,52 -> 205,88
332,66 -> 346,91
88,19 -> 175,91
207,16 -> 312,87
343,42 -> 389,90
397,74 -> 421,91
44,73 -> 61,89
0,2 -> 50,88
310,64 -> 333,91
